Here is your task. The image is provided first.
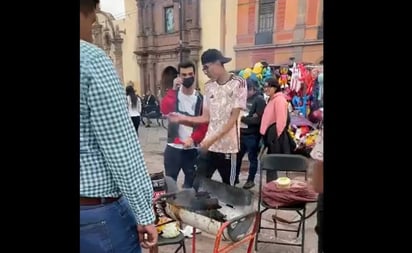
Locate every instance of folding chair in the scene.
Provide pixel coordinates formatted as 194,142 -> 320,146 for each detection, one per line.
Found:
255,154 -> 311,253
157,232 -> 186,253
150,176 -> 187,253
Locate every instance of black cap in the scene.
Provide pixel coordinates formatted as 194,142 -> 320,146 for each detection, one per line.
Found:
201,49 -> 232,65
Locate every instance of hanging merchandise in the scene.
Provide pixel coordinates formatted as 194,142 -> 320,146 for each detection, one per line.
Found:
310,71 -> 323,111
278,65 -> 290,89
252,62 -> 264,81
288,114 -> 320,157
289,64 -> 322,118
238,67 -> 253,79
304,68 -> 319,97
287,63 -> 309,115
317,73 -> 323,106
238,61 -> 273,88
297,63 -> 308,90
287,63 -> 323,156
291,95 -> 310,117
289,62 -> 301,93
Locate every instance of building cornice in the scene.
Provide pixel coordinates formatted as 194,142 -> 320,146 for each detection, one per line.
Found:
234,40 -> 323,51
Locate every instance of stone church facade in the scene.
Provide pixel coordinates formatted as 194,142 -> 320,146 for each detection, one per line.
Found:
134,0 -> 202,94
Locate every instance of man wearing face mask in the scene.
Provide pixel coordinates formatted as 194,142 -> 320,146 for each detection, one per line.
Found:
160,61 -> 208,189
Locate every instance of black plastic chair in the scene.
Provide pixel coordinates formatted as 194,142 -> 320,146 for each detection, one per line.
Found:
155,176 -> 187,253
157,232 -> 186,253
255,154 -> 311,253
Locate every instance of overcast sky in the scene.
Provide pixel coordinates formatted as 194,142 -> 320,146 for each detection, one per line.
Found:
100,0 -> 125,19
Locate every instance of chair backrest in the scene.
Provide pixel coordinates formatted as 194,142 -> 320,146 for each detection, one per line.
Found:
260,154 -> 308,173
260,154 -> 308,182
258,154 -> 309,209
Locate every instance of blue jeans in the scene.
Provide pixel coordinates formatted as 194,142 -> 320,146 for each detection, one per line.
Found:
235,134 -> 260,182
80,197 -> 141,253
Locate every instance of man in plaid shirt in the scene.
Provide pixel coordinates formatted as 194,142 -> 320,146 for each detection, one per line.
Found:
80,0 -> 157,252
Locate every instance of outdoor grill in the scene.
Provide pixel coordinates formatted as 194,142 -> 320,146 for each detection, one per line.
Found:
158,177 -> 259,253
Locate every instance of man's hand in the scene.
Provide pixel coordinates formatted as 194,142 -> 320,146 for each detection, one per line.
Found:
182,137 -> 194,148
172,77 -> 183,90
137,224 -> 158,249
168,112 -> 187,123
167,112 -> 181,123
199,138 -> 214,153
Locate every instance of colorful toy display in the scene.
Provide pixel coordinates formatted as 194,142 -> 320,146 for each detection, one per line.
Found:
289,62 -> 301,93
237,60 -> 323,157
238,61 -> 273,88
278,65 -> 290,89
291,95 -> 310,117
288,114 -> 320,157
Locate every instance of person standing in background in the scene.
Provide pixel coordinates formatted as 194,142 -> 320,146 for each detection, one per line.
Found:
160,61 -> 208,188
143,90 -> 158,127
235,78 -> 266,189
126,85 -> 142,135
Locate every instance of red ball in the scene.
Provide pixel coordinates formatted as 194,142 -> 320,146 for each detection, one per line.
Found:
311,109 -> 323,121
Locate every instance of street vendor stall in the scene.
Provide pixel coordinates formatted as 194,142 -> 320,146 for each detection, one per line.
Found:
236,60 -> 323,157
289,111 -> 322,157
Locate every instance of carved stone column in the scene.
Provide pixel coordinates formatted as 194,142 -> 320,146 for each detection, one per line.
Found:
142,1 -> 149,35
103,27 -> 111,55
137,0 -> 145,35
92,23 -> 103,48
148,55 -> 156,92
146,2 -> 155,51
150,2 -> 155,35
113,35 -> 124,83
193,0 -> 199,27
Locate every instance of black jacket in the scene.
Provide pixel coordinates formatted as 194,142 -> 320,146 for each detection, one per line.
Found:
263,114 -> 296,154
240,93 -> 266,136
166,90 -> 204,144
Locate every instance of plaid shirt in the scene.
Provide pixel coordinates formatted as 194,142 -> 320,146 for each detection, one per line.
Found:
80,40 -> 155,225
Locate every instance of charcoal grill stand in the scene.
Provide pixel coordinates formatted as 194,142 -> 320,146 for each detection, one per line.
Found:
150,212 -> 259,253
165,182 -> 260,252
180,211 -> 259,253
152,177 -> 260,253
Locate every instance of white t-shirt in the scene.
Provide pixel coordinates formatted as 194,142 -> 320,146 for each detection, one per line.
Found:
167,89 -> 198,149
263,93 -> 269,103
203,75 -> 247,153
127,95 -> 142,117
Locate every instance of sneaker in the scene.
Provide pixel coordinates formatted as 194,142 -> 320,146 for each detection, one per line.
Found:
243,180 -> 255,189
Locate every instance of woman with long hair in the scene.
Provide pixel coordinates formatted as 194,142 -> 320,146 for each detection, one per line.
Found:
125,85 -> 142,135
